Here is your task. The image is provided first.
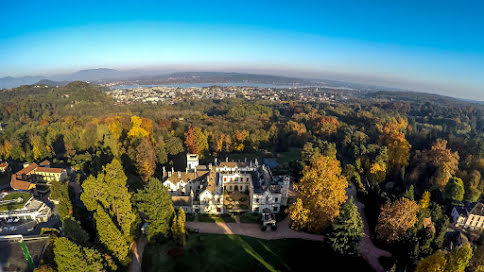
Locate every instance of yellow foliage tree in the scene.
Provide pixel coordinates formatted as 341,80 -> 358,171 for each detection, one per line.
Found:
415,251 -> 447,272
375,197 -> 418,243
288,154 -> 348,233
128,116 -> 149,138
419,191 -> 431,210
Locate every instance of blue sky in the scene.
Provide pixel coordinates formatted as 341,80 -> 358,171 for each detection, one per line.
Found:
1,0 -> 483,99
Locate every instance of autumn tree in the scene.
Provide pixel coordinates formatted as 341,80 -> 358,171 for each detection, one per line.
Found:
288,154 -> 348,233
133,178 -> 174,241
423,139 -> 459,190
316,116 -> 339,137
445,243 -> 472,272
326,198 -> 363,256
381,118 -> 411,171
184,127 -> 197,154
415,251 -> 447,272
135,137 -> 156,181
419,191 -> 430,210
375,197 -> 418,243
127,115 -> 150,138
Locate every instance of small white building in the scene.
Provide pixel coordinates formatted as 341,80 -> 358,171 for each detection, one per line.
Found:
453,203 -> 484,232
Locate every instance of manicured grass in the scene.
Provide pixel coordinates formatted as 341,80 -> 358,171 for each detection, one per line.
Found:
198,214 -> 236,223
240,213 -> 260,224
0,192 -> 32,211
143,233 -> 374,272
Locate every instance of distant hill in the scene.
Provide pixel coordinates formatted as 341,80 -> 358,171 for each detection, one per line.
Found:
0,75 -> 45,89
35,79 -> 70,86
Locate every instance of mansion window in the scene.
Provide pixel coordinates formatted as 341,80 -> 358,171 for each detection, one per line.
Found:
217,208 -> 221,212
275,198 -> 278,203
255,198 -> 259,203
247,177 -> 249,182
229,186 -> 233,190
224,177 -> 226,182
274,206 -> 278,212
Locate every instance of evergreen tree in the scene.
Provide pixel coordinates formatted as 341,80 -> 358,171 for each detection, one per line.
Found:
81,159 -> 135,239
176,208 -> 186,246
62,218 -> 90,247
171,214 -> 179,243
443,177 -> 465,204
326,198 -> 363,256
53,237 -> 107,272
133,178 -> 174,241
94,205 -> 130,262
403,185 -> 415,201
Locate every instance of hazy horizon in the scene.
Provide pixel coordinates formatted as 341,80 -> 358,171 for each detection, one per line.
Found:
1,0 -> 483,99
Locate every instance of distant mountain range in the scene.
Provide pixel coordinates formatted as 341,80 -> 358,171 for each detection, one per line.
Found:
0,69 -> 317,89
2,68 -> 482,104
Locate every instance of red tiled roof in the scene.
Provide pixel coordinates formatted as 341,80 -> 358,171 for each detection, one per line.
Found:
36,167 -> 63,174
10,175 -> 36,190
0,162 -> 8,168
17,163 -> 38,176
39,160 -> 50,166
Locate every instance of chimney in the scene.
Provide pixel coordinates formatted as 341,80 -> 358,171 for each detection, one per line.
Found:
171,167 -> 174,174
214,158 -> 218,166
178,171 -> 181,178
226,157 -> 228,162
209,163 -> 212,170
168,171 -> 172,177
162,166 -> 166,177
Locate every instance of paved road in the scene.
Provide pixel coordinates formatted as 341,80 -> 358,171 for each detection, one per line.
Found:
129,235 -> 147,272
186,217 -> 324,241
347,185 -> 391,272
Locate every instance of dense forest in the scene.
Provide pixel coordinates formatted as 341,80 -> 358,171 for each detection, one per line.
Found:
1,82 -> 484,271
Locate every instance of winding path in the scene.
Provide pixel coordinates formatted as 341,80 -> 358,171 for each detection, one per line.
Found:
129,235 -> 147,272
347,185 -> 392,272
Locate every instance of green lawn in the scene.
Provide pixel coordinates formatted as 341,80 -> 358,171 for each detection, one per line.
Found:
198,214 -> 236,223
240,213 -> 260,224
143,234 -> 374,272
0,192 -> 32,211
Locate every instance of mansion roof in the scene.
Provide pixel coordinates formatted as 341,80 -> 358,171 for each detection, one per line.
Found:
470,203 -> 484,216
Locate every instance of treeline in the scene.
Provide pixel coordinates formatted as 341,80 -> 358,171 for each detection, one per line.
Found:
2,82 -> 484,271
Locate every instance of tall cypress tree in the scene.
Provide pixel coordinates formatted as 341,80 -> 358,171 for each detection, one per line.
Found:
94,205 -> 129,262
133,178 -> 174,241
326,197 -> 364,256
177,208 -> 186,246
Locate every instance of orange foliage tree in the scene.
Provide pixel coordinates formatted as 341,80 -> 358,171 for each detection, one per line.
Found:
288,154 -> 348,233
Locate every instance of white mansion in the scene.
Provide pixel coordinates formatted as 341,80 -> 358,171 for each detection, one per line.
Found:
162,154 -> 290,214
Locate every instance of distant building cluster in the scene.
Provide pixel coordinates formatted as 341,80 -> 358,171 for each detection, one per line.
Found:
106,85 -> 346,105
